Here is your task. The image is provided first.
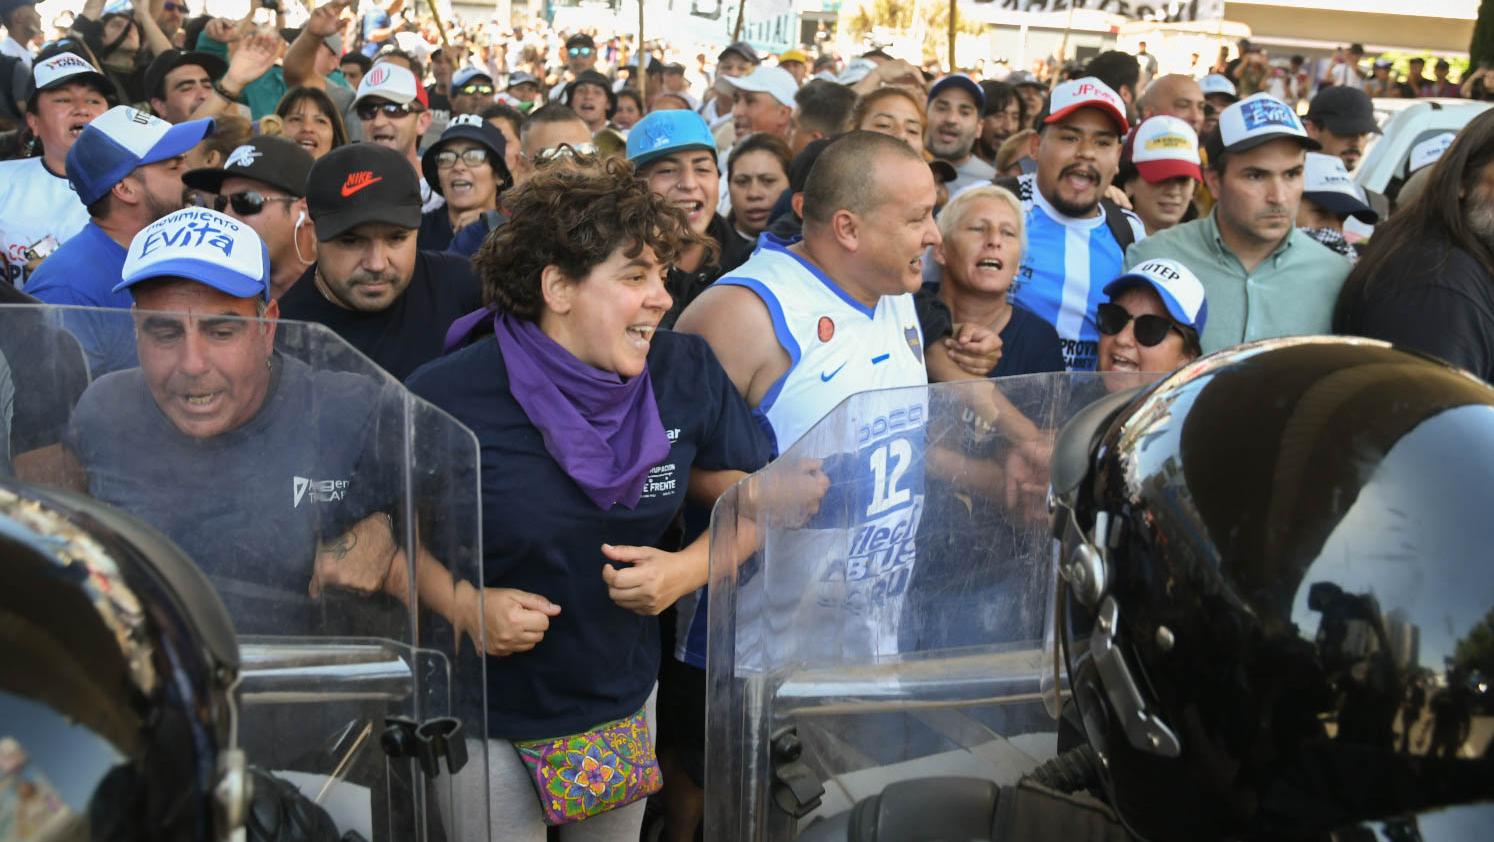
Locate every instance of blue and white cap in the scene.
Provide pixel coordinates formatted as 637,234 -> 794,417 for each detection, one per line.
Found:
626,109 -> 716,169
66,105 -> 213,205
116,208 -> 270,301
1103,258 -> 1208,336
1207,93 -> 1318,159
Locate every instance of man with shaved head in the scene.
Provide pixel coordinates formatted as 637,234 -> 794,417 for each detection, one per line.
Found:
670,134 -> 939,841
1139,74 -> 1206,135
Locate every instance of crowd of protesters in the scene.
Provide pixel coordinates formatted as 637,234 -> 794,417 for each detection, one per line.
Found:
3,0 -> 1494,838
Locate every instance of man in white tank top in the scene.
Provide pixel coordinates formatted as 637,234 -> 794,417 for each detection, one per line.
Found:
678,131 -> 940,669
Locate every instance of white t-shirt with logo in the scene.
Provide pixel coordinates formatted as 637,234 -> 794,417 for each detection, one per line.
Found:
0,158 -> 90,289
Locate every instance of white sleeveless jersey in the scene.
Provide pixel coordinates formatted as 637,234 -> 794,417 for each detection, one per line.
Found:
718,235 -> 929,668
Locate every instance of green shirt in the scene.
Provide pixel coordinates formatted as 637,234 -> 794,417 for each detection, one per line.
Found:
1124,211 -> 1351,355
195,33 -> 351,120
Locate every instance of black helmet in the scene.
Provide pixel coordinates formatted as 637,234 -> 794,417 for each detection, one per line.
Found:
0,480 -> 246,840
1050,337 -> 1494,840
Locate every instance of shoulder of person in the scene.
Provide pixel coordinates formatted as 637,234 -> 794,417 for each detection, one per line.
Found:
73,368 -> 146,426
406,331 -> 502,401
1289,229 -> 1354,275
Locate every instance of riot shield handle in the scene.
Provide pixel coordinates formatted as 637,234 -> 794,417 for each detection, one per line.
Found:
769,727 -> 825,818
380,717 -> 469,777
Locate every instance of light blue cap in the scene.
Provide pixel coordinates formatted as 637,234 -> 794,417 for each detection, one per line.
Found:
626,109 -> 716,169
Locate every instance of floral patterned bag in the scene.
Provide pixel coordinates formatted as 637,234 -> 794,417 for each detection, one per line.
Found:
512,704 -> 663,825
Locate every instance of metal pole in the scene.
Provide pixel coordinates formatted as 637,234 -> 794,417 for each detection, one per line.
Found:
423,0 -> 452,49
639,0 -> 647,102
948,0 -> 955,72
733,0 -> 746,43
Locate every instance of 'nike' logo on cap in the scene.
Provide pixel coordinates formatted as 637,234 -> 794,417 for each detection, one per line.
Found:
341,171 -> 383,197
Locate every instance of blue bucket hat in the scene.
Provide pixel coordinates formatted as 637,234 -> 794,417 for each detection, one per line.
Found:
626,109 -> 716,170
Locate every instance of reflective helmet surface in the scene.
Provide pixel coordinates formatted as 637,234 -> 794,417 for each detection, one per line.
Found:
0,480 -> 242,841
1051,337 -> 1494,840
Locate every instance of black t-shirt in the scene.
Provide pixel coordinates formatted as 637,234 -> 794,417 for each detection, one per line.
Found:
1335,234 -> 1494,382
64,354 -> 404,635
0,287 -> 89,468
406,329 -> 771,739
417,207 -> 455,252
992,304 -> 1066,378
279,250 -> 481,381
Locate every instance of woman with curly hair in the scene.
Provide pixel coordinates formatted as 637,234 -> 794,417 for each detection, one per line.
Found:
406,158 -> 770,840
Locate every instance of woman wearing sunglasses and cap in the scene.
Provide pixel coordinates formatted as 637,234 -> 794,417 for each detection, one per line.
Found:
418,112 -> 514,251
1096,257 -> 1208,383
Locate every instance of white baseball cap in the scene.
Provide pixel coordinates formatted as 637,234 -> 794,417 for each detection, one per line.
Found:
1200,73 -> 1238,101
1303,151 -> 1377,223
355,62 -> 428,108
1103,258 -> 1208,336
33,51 -> 111,95
1126,115 -> 1201,183
1409,132 -> 1455,174
723,65 -> 798,108
116,208 -> 270,301
1208,93 -> 1318,158
1042,77 -> 1128,134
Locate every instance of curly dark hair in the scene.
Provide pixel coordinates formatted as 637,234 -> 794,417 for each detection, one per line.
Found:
475,157 -> 708,319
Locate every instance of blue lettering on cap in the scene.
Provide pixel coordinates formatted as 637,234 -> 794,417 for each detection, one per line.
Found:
1240,98 -> 1297,132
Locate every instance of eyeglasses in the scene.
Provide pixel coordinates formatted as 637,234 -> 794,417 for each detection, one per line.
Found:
190,190 -> 297,217
355,101 -> 421,120
534,142 -> 597,163
1096,302 -> 1182,348
457,83 -> 495,96
162,2 -> 188,12
568,47 -> 593,57
435,147 -> 490,169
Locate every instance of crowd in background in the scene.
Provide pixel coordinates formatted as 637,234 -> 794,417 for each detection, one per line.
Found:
3,0 -> 1494,839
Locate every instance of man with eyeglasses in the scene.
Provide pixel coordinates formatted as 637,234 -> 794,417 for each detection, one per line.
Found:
143,48 -> 226,123
27,105 -> 212,374
512,102 -> 593,186
0,50 -> 112,289
151,0 -> 187,43
352,62 -> 441,213
451,64 -> 496,117
548,32 -> 597,101
182,135 -> 316,299
278,142 -> 480,381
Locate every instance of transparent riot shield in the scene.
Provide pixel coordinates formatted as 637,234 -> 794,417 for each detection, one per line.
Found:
706,372 -> 1142,840
0,304 -> 489,842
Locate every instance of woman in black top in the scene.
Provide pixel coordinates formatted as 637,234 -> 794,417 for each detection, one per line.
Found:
1334,108 -> 1494,382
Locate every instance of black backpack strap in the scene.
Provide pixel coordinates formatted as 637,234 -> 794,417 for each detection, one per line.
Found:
1100,199 -> 1137,253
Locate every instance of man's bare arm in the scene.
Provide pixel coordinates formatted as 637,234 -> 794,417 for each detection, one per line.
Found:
674,283 -> 790,407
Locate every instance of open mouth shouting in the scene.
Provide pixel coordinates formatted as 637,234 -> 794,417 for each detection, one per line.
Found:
625,323 -> 657,350
1060,164 -> 1101,194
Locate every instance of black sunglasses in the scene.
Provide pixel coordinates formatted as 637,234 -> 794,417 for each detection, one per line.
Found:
435,147 -> 490,169
191,190 -> 296,217
355,101 -> 421,120
1096,302 -> 1182,348
457,83 -> 495,96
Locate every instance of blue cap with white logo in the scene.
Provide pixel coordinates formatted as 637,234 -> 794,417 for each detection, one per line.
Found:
116,208 -> 271,301
66,105 -> 213,206
626,109 -> 716,169
1103,258 -> 1208,336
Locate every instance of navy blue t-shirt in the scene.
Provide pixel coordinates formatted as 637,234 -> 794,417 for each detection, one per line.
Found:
406,329 -> 771,740
64,353 -> 405,636
990,303 -> 1066,378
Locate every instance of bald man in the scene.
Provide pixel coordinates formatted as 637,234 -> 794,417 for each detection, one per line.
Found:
1139,74 -> 1206,135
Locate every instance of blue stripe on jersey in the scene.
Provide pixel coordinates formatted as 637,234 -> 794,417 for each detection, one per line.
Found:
715,276 -> 801,417
758,233 -> 877,319
1011,208 -> 1126,372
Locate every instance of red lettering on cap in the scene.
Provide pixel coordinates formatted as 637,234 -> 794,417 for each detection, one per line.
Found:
341,171 -> 383,197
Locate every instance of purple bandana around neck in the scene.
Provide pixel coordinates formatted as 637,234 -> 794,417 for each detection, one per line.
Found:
492,310 -> 671,511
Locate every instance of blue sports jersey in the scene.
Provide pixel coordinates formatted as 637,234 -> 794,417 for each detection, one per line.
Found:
1009,173 -> 1144,371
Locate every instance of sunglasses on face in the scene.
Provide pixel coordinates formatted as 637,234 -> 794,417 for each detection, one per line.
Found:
436,147 -> 490,169
1096,302 -> 1182,348
568,47 -> 593,57
355,101 -> 420,120
189,190 -> 296,217
535,142 -> 597,162
162,2 -> 188,12
457,83 -> 494,96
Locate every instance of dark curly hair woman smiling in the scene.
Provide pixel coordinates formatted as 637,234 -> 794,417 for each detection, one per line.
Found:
406,158 -> 771,840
